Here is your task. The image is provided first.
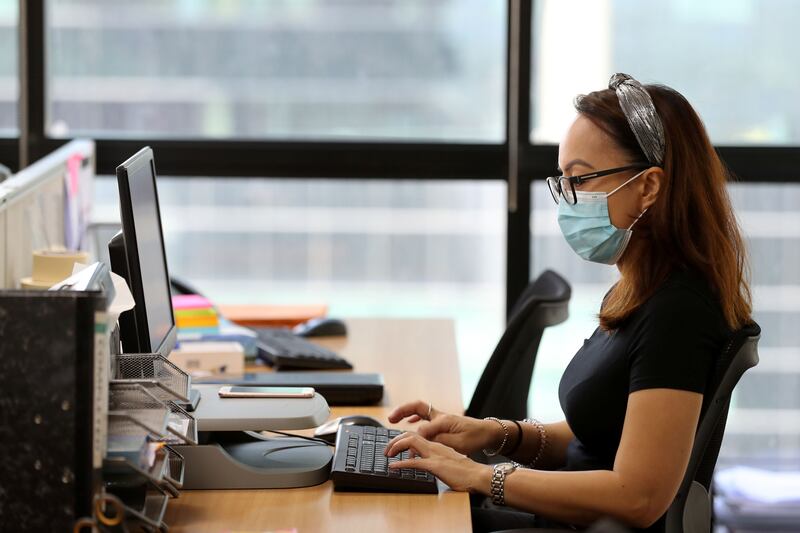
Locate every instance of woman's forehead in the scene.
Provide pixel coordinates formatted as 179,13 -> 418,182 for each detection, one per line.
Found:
559,115 -> 623,170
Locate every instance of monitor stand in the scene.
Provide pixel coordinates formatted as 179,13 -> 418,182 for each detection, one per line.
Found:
172,384 -> 332,489
176,431 -> 332,489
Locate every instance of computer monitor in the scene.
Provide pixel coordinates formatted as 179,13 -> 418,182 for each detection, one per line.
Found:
108,147 -> 176,356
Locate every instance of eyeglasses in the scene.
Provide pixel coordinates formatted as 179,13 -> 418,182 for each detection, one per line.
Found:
546,164 -> 650,205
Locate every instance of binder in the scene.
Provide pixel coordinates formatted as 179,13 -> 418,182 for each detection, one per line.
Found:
0,289 -> 109,531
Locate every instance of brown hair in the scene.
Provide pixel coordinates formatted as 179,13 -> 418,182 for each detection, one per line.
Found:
574,84 -> 752,331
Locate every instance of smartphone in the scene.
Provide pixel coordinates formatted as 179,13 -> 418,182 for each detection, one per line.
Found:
218,386 -> 315,398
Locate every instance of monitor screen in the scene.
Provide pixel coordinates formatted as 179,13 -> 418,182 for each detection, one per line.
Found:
115,147 -> 176,355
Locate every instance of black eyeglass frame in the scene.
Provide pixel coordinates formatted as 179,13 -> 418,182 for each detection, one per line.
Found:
546,163 -> 652,205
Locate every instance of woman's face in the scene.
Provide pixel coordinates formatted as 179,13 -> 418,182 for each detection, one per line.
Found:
557,114 -> 658,230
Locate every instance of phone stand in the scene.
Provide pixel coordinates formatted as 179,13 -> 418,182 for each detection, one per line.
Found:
173,384 -> 332,489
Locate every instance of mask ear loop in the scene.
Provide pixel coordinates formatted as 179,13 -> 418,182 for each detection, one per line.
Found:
628,207 -> 648,230
607,168 -> 648,198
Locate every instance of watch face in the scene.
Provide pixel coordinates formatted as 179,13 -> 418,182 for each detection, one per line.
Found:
496,462 -> 516,474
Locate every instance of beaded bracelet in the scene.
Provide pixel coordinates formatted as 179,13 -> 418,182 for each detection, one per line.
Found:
482,417 -> 509,457
512,417 -> 548,469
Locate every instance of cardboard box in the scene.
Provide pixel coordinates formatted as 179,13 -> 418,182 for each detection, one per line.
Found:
169,341 -> 245,375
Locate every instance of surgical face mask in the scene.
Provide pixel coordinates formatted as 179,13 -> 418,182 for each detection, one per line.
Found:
557,170 -> 648,265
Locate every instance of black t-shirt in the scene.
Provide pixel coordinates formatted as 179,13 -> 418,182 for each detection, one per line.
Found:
557,269 -> 730,530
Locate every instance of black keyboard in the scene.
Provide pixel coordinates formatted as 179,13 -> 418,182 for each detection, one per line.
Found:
330,425 -> 438,494
255,327 -> 353,370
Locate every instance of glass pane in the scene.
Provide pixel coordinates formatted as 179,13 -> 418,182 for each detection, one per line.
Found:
94,177 -> 506,406
721,183 -> 800,464
529,182 -> 800,462
0,0 -> 17,135
531,0 -> 800,145
48,0 -> 506,142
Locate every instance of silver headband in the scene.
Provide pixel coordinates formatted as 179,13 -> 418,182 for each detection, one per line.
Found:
608,73 -> 665,166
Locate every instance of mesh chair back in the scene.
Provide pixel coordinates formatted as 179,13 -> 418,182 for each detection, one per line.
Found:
465,270 -> 571,421
665,322 -> 761,533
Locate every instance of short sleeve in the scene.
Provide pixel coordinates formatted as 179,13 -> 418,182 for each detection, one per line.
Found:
627,283 -> 725,394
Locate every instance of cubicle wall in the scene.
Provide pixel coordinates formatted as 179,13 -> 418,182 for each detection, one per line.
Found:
0,192 -> 5,287
0,139 -> 95,289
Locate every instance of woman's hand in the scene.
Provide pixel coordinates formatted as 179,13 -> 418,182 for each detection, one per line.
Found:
387,400 -> 501,456
385,432 -> 492,493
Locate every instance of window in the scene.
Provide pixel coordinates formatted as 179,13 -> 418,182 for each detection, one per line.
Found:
721,183 -> 800,464
47,0 -> 506,141
93,177 -> 506,406
0,0 -> 17,135
531,0 -> 800,145
529,182 -> 800,462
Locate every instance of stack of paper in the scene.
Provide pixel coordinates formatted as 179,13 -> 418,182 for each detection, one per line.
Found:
172,294 -> 219,335
714,466 -> 800,529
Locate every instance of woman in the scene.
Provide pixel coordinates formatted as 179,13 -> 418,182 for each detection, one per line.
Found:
383,73 -> 752,531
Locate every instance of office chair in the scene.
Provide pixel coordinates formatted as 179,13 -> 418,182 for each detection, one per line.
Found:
490,322 -> 761,533
663,321 -> 760,533
465,269 -> 571,421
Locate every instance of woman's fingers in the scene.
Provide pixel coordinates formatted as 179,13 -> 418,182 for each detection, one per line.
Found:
389,456 -> 429,471
385,432 -> 415,457
416,418 -> 448,440
387,400 -> 431,424
385,432 -> 432,458
385,417 -> 455,455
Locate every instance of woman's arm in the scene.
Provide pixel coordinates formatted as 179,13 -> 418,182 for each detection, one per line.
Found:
478,389 -> 702,528
390,388 -> 702,529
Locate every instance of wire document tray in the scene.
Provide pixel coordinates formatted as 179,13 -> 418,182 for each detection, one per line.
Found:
114,353 -> 191,402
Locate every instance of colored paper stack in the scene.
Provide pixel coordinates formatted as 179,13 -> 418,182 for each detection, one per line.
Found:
172,294 -> 219,335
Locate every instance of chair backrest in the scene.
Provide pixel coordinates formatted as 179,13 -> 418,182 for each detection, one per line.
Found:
465,269 -> 571,421
664,322 -> 761,533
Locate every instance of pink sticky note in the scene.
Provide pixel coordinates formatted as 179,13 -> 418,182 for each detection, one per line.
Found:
172,294 -> 214,310
67,153 -> 82,196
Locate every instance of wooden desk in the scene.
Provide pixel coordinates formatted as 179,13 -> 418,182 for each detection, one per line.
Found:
165,318 -> 471,532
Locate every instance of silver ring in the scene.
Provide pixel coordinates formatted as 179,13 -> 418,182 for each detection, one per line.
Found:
427,402 -> 433,420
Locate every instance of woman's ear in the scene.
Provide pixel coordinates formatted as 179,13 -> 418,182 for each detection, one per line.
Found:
640,167 -> 663,210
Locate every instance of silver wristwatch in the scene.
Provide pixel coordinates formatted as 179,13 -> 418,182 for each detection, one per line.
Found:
490,462 -> 517,506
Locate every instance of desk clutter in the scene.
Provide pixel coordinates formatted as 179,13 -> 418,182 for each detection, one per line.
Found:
168,292 -> 355,373
0,282 -> 334,531
0,281 -> 200,531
